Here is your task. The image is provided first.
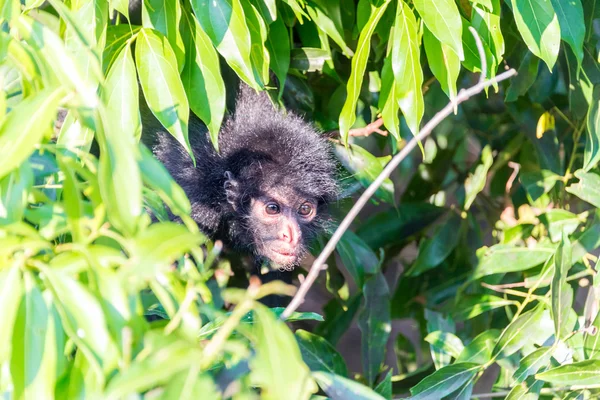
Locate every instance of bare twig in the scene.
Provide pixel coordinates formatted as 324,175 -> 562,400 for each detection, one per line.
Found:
348,117 -> 387,137
281,68 -> 516,320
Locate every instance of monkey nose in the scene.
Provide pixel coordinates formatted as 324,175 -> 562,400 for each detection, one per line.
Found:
279,223 -> 299,246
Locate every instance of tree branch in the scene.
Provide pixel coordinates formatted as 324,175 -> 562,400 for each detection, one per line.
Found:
281,67 -> 518,320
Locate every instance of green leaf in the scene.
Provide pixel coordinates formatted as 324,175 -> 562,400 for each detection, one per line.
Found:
473,243 -> 555,278
585,311 -> 600,359
316,295 -> 362,346
290,47 -> 331,72
0,161 -> 33,225
135,28 -> 193,162
102,25 -> 140,74
251,305 -> 318,400
56,110 -> 95,152
0,263 -> 23,364
390,0 -> 424,136
492,303 -> 549,359
464,145 -> 493,211
566,170 -> 600,207
520,169 -> 561,202
423,26 -> 460,101
413,0 -> 464,60
511,0 -> 561,70
266,16 -> 290,94
471,0 -> 504,63
408,213 -> 462,276
336,229 -> 379,287
334,143 -> 394,204
374,370 -> 392,400
305,3 -> 353,58
540,210 -> 582,243
141,0 -> 185,70
452,295 -> 517,321
0,87 -> 63,180
409,363 -> 480,400
296,330 -> 349,377
505,51 -> 540,102
240,1 -> 270,85
357,204 -> 445,250
57,155 -> 86,243
358,272 -> 391,386
424,331 -> 464,359
584,86 -> 600,171
313,371 -> 386,400
11,272 -> 59,399
513,346 -> 554,383
339,0 -> 390,143
551,235 -> 574,339
191,0 -> 261,89
180,11 -> 226,150
536,359 -> 600,385
378,58 -> 400,140
105,334 -> 203,398
456,329 -> 500,365
550,0 -> 584,69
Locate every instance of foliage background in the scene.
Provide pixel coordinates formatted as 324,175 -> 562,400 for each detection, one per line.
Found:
1,0 -> 600,398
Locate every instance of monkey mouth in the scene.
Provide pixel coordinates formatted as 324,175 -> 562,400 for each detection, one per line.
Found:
267,247 -> 299,265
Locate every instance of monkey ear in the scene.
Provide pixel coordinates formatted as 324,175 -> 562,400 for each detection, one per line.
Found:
224,171 -> 240,210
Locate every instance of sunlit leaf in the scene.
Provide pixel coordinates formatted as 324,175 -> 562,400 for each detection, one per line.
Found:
513,346 -> 554,383
142,0 -> 185,70
414,0 -> 463,60
339,0 -> 390,143
423,26 -> 460,102
551,235 -> 575,339
566,170 -> 600,208
266,16 -> 290,94
452,295 -> 517,321
180,11 -> 226,150
473,243 -> 555,278
510,0 -> 561,70
550,0 -> 584,69
536,359 -> 600,385
456,330 -> 500,364
0,162 -> 33,225
583,86 -> 600,171
251,305 -> 318,400
136,28 -> 193,161
492,304 -> 549,359
409,363 -> 480,400
0,262 -> 23,364
464,145 -> 493,210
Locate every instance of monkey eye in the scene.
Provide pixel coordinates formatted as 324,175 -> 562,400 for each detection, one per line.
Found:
265,203 -> 281,215
298,203 -> 313,217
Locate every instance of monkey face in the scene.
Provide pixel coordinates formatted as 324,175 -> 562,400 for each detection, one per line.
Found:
247,192 -> 318,268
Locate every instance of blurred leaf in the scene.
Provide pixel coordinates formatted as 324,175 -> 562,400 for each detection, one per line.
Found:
57,110 -> 95,152
266,16 -> 290,94
306,3 -> 353,58
43,268 -> 118,373
290,47 -> 331,71
57,155 -> 86,243
413,0 -> 463,60
358,272 -> 391,386
142,0 -> 185,70
0,87 -> 63,180
505,51 -> 540,102
192,0 -> 261,89
456,329 -> 500,365
136,28 -> 193,162
334,143 -> 394,204
296,330 -> 349,377
0,263 -> 23,364
452,295 -> 517,321
585,311 -> 600,359
316,295 -> 362,346
492,303 -> 548,359
374,369 -> 392,399
583,0 -> 600,41
408,213 -> 462,276
474,243 -> 555,278
11,272 -> 59,399
313,371 -> 386,400
180,11 -> 226,150
566,170 -> 600,208
550,0 -> 584,69
409,363 -> 480,400
251,305 -> 318,400
510,0 -> 560,71
520,169 -> 561,202
339,0 -> 390,143
463,145 -> 493,211
336,229 -> 379,287
424,332 -> 464,359
513,346 -> 554,383
0,162 -> 33,225
423,26 -> 460,101
160,372 -> 220,400
536,359 -> 600,385
390,0 -> 424,136
357,204 -> 446,250
584,86 -> 600,171
425,310 -> 455,369
551,235 -> 575,339
105,334 -> 203,398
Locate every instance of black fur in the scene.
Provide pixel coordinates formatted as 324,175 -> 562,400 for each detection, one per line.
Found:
147,85 -> 338,263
